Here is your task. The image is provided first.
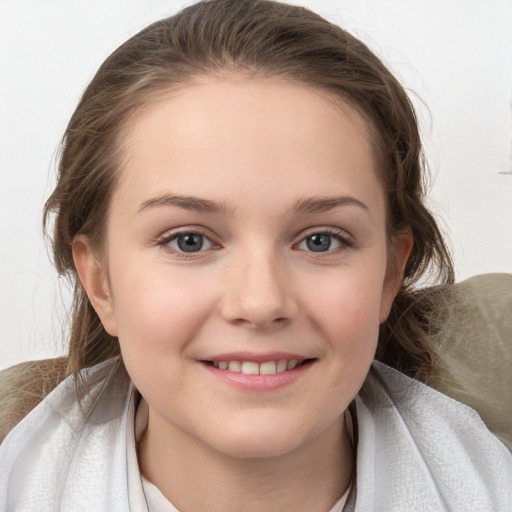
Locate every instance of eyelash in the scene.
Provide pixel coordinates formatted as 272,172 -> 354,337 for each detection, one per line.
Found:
156,227 -> 353,258
295,228 -> 353,254
156,229 -> 218,259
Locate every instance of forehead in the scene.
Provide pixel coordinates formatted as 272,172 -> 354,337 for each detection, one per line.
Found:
114,76 -> 383,215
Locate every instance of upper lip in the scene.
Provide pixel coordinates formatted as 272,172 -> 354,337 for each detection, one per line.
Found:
200,352 -> 314,363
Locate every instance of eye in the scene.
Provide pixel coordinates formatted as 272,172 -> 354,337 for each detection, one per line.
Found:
296,232 -> 349,253
166,232 -> 214,253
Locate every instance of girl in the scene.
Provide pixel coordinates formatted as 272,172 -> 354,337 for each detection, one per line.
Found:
1,1 -> 510,510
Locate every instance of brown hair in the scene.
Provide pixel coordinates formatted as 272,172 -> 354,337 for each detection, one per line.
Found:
44,0 -> 453,379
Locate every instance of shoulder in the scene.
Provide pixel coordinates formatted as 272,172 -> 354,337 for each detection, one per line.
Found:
0,357 -> 128,444
0,358 -> 133,511
0,357 -> 69,443
367,360 -> 511,455
352,361 -> 512,510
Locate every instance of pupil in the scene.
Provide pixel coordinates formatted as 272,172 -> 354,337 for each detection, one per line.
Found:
307,234 -> 331,252
177,234 -> 203,252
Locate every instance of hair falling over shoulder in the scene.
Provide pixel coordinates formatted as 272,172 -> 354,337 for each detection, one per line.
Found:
43,0 -> 453,381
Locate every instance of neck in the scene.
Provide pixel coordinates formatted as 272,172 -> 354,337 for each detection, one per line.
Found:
138,406 -> 353,512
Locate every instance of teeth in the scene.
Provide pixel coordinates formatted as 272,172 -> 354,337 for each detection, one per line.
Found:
259,361 -> 277,375
212,359 -> 306,374
241,362 -> 259,375
277,359 -> 288,372
287,359 -> 298,370
228,361 -> 242,372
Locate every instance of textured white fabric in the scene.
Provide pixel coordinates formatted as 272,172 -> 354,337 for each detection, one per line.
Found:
0,357 -> 510,511
346,363 -> 512,511
0,359 -> 136,511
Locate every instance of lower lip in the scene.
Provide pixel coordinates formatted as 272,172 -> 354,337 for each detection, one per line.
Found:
200,360 -> 314,392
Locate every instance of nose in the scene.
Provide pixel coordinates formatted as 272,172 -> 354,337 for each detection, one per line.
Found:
220,248 -> 298,329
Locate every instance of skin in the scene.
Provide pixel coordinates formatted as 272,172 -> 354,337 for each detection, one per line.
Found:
74,76 -> 412,512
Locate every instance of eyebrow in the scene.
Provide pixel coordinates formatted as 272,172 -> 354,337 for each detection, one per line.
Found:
293,196 -> 369,214
138,193 -> 369,216
138,193 -> 234,215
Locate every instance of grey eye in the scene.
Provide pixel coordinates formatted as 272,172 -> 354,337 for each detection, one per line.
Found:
306,234 -> 332,252
297,233 -> 344,253
169,233 -> 213,253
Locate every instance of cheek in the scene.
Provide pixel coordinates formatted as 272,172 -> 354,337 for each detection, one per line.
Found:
300,261 -> 386,375
108,260 -> 218,356
308,265 -> 386,333
108,266 -> 219,403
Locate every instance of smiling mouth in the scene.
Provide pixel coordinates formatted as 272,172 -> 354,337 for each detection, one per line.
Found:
202,359 -> 315,375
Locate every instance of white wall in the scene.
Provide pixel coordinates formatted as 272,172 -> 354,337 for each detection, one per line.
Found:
1,0 -> 511,370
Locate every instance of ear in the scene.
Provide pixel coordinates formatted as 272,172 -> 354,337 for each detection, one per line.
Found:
379,230 -> 413,323
72,236 -> 118,336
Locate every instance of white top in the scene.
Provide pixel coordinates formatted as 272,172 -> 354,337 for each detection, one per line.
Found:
0,357 -> 510,511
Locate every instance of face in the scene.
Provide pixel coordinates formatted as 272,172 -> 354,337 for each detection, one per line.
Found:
75,76 -> 409,459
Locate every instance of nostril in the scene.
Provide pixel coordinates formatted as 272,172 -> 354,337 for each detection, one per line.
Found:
231,316 -> 290,329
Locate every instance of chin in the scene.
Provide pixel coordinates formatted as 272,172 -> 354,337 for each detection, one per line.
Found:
212,436 -> 303,460
198,420 -> 323,460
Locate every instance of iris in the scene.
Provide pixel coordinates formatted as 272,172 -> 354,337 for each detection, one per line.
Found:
306,234 -> 332,252
177,233 -> 204,252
